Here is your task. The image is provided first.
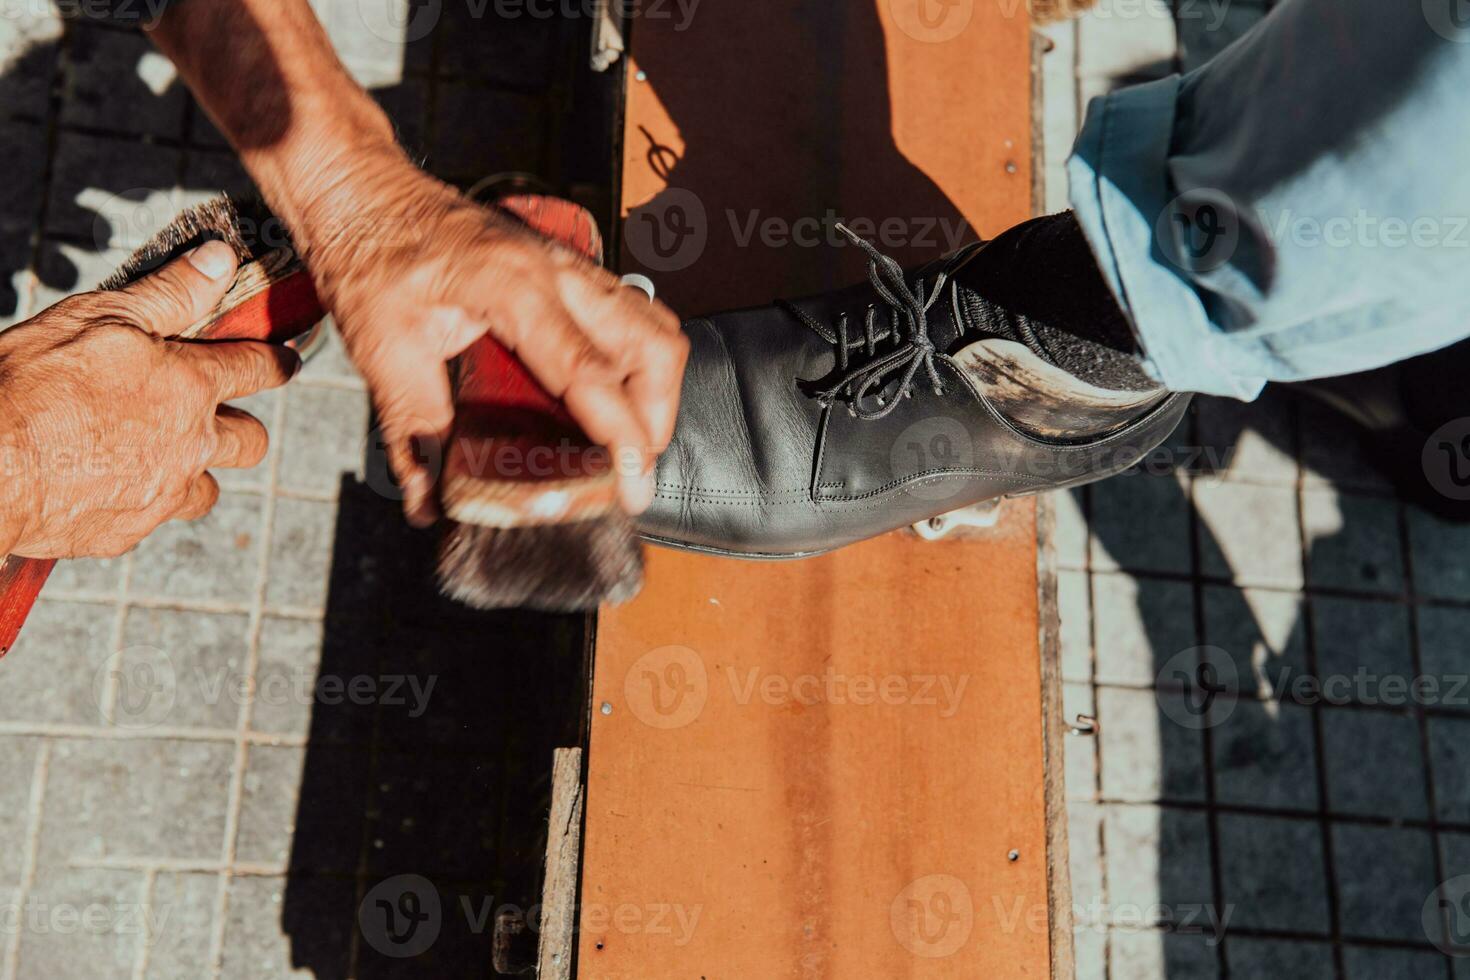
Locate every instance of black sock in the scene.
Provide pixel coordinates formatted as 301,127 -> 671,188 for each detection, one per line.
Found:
953,210 -> 1158,392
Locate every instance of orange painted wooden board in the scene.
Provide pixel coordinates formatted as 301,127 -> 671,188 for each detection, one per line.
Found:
581,1 -> 1062,976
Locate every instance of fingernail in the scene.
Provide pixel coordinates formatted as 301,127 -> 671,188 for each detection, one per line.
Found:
186,240 -> 237,281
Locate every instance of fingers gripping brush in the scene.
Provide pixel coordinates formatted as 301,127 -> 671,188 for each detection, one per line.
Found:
0,193 -> 641,655
0,194 -> 325,657
434,194 -> 645,612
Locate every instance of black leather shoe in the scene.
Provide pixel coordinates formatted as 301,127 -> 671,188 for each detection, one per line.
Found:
639,230 -> 1192,558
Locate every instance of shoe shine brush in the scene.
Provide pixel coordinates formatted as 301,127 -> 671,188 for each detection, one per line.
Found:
0,193 -> 641,656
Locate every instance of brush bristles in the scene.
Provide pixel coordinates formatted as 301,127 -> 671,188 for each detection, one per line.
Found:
436,516 -> 644,612
101,194 -> 289,291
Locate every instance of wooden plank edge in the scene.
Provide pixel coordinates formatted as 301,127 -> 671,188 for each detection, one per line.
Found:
536,746 -> 586,980
1032,23 -> 1076,979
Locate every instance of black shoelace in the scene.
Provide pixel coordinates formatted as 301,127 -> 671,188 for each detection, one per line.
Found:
780,224 -> 955,421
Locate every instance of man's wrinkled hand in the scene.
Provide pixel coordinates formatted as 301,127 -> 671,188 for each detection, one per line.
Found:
306,168 -> 689,526
0,241 -> 300,558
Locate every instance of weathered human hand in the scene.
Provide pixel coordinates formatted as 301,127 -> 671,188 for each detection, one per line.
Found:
305,159 -> 688,525
0,241 -> 299,558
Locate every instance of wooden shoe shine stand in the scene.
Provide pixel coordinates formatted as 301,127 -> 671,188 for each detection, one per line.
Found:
570,2 -> 1071,976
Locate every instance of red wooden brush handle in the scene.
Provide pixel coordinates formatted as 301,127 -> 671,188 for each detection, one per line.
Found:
439,196 -> 616,527
0,264 -> 325,657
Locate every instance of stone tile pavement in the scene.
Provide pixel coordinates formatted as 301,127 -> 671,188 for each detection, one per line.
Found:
0,3 -> 600,978
1042,2 -> 1470,977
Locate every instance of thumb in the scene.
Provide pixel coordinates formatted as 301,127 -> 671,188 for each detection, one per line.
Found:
110,240 -> 240,337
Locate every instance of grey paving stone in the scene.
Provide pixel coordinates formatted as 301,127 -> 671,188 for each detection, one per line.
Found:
1098,685 -> 1206,802
43,556 -> 123,596
0,736 -> 41,885
1227,937 -> 1335,980
1109,928 -> 1220,979
311,0 -> 416,85
1203,585 -> 1307,699
1066,728 -> 1099,803
1429,716 -> 1470,825
1343,945 -> 1452,980
1443,830 -> 1470,879
1321,708 -> 1428,821
1089,472 -> 1192,575
252,615 -> 324,738
0,599 -> 117,725
1333,824 -> 1438,942
1177,1 -> 1269,74
1077,0 -> 1178,78
430,0 -> 559,86
1058,568 -> 1092,683
1418,605 -> 1470,711
1216,812 -> 1330,934
13,867 -> 144,980
61,24 -> 186,138
1195,480 -> 1304,589
1311,596 -> 1413,706
218,874 -> 354,980
1299,395 -> 1394,493
1408,507 -> 1470,601
1210,699 -> 1318,813
32,240 -> 131,309
39,738 -> 233,864
0,119 -> 46,231
119,607 -> 251,730
1103,805 -> 1214,921
277,383 -> 371,497
264,496 -> 338,610
0,10 -> 64,122
1050,487 -> 1090,571
1194,392 -> 1296,486
1069,802 -> 1105,918
127,492 -> 264,602
0,230 -> 37,325
429,82 -> 544,179
180,150 -> 257,202
237,744 -> 370,873
1092,572 -> 1196,688
142,872 -> 217,980
46,132 -> 183,246
1074,923 -> 1106,980
1302,488 -> 1404,594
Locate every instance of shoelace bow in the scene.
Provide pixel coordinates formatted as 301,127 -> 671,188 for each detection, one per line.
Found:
781,224 -> 955,421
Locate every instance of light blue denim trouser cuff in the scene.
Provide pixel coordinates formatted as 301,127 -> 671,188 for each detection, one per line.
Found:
1067,77 -> 1267,400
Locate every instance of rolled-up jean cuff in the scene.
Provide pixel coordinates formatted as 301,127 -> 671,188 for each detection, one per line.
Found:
1067,75 -> 1267,400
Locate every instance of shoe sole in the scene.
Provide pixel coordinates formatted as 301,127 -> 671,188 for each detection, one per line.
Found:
638,492 -> 1026,560
638,531 -> 839,561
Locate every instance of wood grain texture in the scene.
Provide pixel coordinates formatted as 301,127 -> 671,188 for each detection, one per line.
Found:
581,0 -> 1060,975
